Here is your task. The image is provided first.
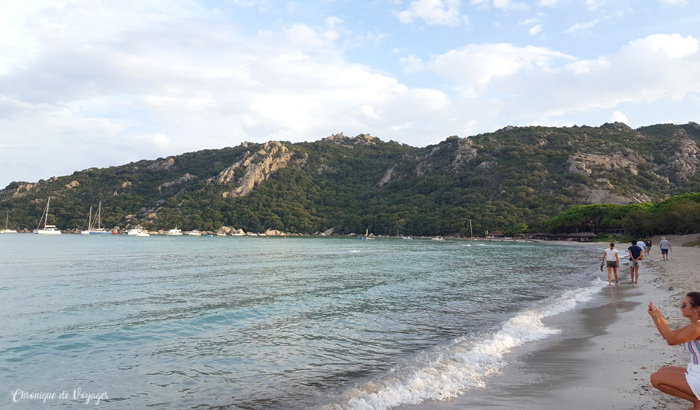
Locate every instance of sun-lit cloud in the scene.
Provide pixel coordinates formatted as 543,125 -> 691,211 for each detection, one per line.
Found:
610,111 -> 630,124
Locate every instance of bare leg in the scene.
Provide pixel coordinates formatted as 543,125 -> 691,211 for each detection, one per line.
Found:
607,266 -> 613,286
634,266 -> 640,284
630,266 -> 635,284
650,366 -> 700,409
613,266 -> 619,285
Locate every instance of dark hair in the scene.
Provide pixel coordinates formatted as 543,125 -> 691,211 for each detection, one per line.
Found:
632,241 -> 637,245
609,242 -> 615,247
687,292 -> 700,308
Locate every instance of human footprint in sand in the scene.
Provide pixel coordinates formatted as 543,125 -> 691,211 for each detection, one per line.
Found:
648,292 -> 700,409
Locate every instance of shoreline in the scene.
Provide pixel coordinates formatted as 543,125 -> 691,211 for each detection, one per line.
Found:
400,234 -> 700,410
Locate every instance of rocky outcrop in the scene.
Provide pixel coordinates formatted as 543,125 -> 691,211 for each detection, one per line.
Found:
214,141 -> 304,198
377,165 -> 396,187
668,135 -> 700,182
148,157 -> 175,171
157,173 -> 196,193
65,181 -> 80,189
325,133 -> 378,147
11,183 -> 38,198
567,152 -> 643,176
452,138 -> 478,167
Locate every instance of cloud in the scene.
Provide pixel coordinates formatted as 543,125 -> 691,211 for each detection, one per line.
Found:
470,0 -> 527,10
610,111 -> 630,125
528,24 -> 543,36
566,19 -> 600,34
660,0 -> 688,5
398,0 -> 465,26
423,43 -> 573,95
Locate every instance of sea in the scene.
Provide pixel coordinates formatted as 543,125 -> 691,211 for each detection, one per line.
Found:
0,234 -> 607,409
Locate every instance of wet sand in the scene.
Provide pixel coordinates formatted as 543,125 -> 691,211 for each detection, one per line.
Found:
400,234 -> 700,410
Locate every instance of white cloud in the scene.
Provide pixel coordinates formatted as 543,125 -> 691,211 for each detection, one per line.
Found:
470,0 -> 527,10
399,54 -> 426,73
426,43 -> 573,94
564,57 -> 610,75
538,0 -> 559,6
398,0 -> 465,26
566,19 -> 600,34
528,24 -> 543,36
586,0 -> 606,11
492,0 -> 527,10
610,111 -> 630,125
660,0 -> 688,5
626,33 -> 699,58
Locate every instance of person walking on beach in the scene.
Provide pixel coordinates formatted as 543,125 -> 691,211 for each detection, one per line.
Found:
660,237 -> 672,261
648,292 -> 700,409
601,242 -> 620,286
637,239 -> 647,255
646,238 -> 652,256
628,241 -> 643,284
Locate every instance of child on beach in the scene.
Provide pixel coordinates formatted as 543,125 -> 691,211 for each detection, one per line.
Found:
648,292 -> 700,409
601,242 -> 620,286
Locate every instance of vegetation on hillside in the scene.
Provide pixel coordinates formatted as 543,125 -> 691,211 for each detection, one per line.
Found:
2,122 -> 700,235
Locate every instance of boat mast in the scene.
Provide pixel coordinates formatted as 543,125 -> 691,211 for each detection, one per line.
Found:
45,197 -> 51,229
97,202 -> 102,230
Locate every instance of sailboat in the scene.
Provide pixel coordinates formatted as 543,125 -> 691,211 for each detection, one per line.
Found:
34,197 -> 61,235
1,211 -> 17,234
88,202 -> 110,235
80,206 -> 93,235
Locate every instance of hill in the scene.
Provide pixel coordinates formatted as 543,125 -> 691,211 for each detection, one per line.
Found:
2,122 -> 700,236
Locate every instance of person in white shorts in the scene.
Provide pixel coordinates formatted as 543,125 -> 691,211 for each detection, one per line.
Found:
648,292 -> 700,409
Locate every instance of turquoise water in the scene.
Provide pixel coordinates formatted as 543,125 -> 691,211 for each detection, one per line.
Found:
0,235 -> 604,409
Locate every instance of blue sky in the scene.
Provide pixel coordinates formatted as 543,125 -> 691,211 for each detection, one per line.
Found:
1,0 -> 699,187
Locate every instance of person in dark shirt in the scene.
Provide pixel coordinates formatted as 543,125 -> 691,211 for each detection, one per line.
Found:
628,240 -> 643,284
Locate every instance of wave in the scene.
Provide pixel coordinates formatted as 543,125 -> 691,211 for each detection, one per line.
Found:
319,278 -> 606,410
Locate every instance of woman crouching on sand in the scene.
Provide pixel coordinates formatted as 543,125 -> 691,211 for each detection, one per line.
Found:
648,292 -> 700,409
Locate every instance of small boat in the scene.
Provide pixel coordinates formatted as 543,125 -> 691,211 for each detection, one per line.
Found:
34,197 -> 62,235
186,230 -> 201,237
401,235 -> 413,240
1,211 -> 17,234
127,228 -> 150,237
431,237 -> 445,241
165,227 -> 182,236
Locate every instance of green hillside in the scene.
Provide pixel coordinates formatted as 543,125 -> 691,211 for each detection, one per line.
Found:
2,122 -> 700,236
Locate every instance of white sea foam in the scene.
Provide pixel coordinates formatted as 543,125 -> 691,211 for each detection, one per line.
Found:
324,278 -> 606,410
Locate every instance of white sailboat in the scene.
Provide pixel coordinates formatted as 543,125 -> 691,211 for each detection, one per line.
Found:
34,197 -> 61,235
80,206 -> 93,235
1,211 -> 17,234
88,202 -> 109,235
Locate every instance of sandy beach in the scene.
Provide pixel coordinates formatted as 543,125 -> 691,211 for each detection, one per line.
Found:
398,234 -> 700,410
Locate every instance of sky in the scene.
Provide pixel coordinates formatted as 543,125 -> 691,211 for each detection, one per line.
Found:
1,0 -> 699,187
